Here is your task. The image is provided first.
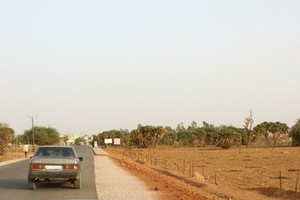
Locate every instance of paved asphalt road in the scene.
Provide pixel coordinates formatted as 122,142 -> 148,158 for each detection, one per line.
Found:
0,145 -> 98,200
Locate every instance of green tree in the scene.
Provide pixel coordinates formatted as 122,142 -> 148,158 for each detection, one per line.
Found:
187,121 -> 207,147
0,123 -> 14,155
253,122 -> 289,146
174,121 -> 218,147
119,129 -> 131,146
131,125 -> 151,148
152,126 -> 165,148
290,118 -> 300,146
97,129 -> 131,146
97,132 -> 105,146
98,130 -> 120,145
216,126 -> 243,149
202,121 -> 217,145
159,126 -> 176,145
176,123 -> 193,146
22,126 -> 60,145
130,125 -> 165,148
75,137 -> 86,145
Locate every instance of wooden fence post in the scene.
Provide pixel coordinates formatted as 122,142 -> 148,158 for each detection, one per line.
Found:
295,170 -> 299,192
260,170 -> 264,187
164,159 -> 167,169
192,160 -> 195,177
183,159 -> 186,175
189,161 -> 192,177
279,170 -> 282,189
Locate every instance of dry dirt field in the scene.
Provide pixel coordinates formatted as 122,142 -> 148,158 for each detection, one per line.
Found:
106,146 -> 300,200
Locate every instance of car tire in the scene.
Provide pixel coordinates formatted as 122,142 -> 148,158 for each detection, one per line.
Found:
74,175 -> 81,189
28,177 -> 36,190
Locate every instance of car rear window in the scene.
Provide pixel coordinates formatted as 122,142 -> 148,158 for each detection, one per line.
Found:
34,147 -> 75,157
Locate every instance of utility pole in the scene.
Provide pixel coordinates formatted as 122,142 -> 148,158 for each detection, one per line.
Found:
29,116 -> 37,152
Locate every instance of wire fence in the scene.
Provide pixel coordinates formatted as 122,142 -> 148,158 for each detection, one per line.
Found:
120,146 -> 300,192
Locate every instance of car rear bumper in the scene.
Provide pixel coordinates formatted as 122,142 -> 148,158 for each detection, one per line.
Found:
29,170 -> 81,180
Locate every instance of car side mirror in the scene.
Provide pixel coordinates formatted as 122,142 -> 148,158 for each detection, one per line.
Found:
78,157 -> 83,161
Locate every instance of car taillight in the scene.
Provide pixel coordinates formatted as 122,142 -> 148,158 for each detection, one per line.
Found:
30,163 -> 45,170
64,164 -> 78,170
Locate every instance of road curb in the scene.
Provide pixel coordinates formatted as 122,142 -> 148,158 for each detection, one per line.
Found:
90,146 -> 109,156
0,158 -> 28,167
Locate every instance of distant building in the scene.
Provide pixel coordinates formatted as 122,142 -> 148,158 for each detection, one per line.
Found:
66,135 -> 79,145
59,134 -> 94,145
83,135 -> 93,145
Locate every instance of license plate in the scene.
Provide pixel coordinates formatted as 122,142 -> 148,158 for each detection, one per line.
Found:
45,165 -> 63,170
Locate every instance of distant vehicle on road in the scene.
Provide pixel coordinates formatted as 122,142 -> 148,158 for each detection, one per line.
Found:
28,145 -> 83,190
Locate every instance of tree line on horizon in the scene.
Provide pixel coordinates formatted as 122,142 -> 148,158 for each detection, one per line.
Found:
1,114 -> 300,155
94,113 -> 300,149
94,120 -> 292,149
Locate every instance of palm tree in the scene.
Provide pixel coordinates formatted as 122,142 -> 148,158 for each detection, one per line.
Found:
216,126 -> 242,149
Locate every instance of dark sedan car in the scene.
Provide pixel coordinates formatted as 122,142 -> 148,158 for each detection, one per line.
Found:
28,145 -> 83,190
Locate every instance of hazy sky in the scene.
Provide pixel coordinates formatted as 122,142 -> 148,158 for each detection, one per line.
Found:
1,0 -> 299,135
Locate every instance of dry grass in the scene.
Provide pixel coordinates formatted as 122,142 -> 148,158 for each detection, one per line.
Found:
108,146 -> 300,199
